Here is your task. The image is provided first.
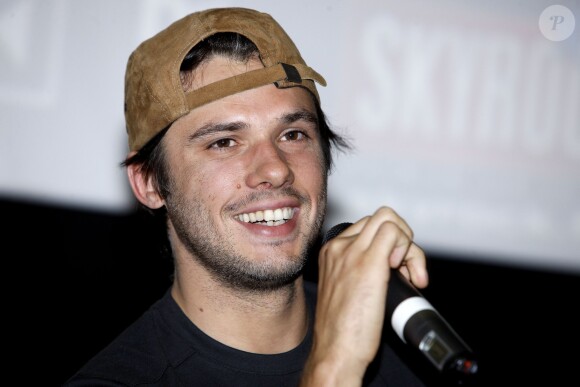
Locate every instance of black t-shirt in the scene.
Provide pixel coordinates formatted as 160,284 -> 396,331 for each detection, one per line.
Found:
64,281 -> 426,386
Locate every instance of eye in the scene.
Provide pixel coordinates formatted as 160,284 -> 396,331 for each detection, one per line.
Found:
209,138 -> 236,149
281,130 -> 306,142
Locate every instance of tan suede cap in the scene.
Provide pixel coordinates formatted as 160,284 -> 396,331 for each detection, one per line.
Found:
125,7 -> 327,152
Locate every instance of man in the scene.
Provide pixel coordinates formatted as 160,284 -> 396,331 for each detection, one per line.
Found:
65,7 -> 429,386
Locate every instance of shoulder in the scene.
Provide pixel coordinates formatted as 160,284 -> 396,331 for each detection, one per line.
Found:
63,293 -> 175,386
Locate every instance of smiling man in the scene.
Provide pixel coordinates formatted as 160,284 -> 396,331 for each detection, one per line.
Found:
64,7 -> 429,387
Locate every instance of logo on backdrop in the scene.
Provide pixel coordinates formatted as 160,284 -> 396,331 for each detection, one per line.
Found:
539,5 -> 575,41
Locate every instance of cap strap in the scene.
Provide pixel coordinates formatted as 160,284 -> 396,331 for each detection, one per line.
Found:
185,63 -> 326,110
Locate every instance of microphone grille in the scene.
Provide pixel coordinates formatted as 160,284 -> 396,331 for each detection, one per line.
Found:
322,222 -> 352,245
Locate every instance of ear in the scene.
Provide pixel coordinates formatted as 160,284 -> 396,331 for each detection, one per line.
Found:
127,163 -> 165,210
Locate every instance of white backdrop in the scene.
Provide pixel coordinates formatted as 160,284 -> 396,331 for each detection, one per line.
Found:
1,0 -> 579,273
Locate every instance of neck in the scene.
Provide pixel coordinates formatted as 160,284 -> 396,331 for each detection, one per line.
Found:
171,260 -> 309,354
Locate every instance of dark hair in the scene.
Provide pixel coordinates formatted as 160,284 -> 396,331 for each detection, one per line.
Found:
122,32 -> 350,203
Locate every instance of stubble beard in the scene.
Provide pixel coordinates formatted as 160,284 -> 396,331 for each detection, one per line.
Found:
166,186 -> 327,292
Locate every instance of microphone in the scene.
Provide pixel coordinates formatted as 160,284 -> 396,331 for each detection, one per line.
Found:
322,222 -> 478,379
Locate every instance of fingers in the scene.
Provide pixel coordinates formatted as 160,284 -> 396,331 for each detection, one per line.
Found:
326,206 -> 428,288
338,206 -> 414,242
399,242 -> 429,289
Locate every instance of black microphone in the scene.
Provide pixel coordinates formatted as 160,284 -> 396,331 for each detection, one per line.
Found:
322,222 -> 478,379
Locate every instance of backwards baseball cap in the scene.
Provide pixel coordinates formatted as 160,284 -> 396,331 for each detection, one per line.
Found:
124,7 -> 327,152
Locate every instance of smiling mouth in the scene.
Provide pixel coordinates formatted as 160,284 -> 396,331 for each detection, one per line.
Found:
235,207 -> 296,226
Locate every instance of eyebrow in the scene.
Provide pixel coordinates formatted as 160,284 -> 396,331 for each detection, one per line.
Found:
187,121 -> 246,143
187,108 -> 319,143
279,108 -> 318,126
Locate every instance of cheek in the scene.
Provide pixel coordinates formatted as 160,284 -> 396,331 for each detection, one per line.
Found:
194,161 -> 241,201
298,146 -> 325,175
293,152 -> 326,190
310,170 -> 327,201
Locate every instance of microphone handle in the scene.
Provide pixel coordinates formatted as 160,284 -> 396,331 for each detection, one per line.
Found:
387,270 -> 478,376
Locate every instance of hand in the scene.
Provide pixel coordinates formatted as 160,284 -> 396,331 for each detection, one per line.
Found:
301,206 -> 428,386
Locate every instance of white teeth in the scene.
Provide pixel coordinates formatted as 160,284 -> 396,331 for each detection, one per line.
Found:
236,207 -> 295,226
264,209 -> 274,221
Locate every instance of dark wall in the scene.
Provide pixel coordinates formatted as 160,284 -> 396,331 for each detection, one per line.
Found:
4,197 -> 578,386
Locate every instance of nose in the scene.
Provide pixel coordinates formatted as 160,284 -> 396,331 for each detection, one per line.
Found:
245,141 -> 294,189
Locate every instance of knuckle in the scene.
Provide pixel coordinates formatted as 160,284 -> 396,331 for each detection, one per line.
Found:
376,206 -> 396,218
377,220 -> 403,239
